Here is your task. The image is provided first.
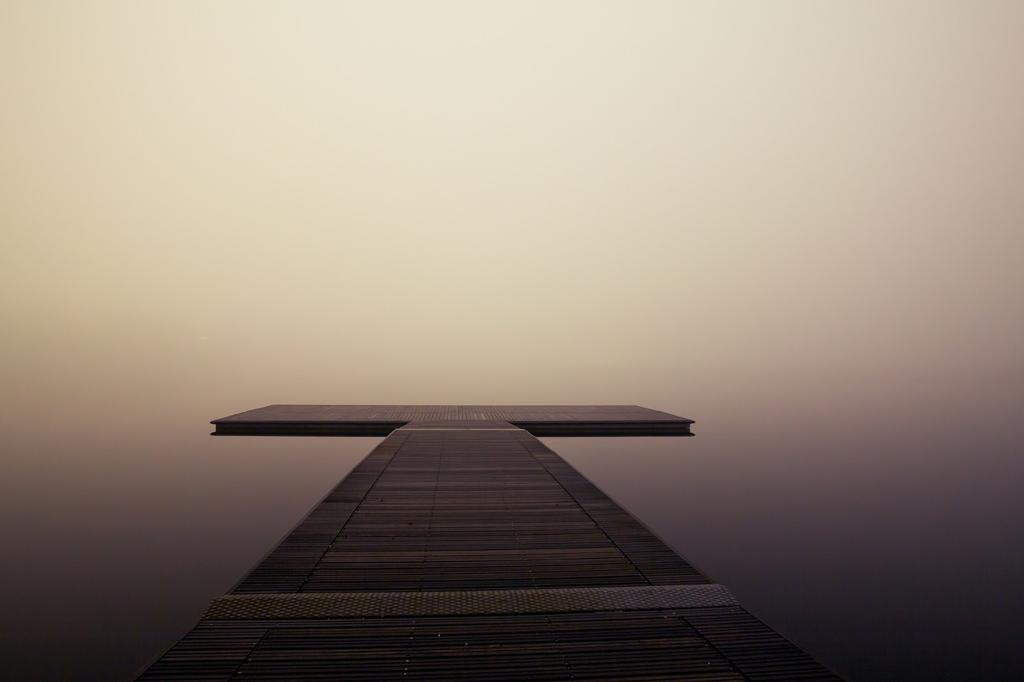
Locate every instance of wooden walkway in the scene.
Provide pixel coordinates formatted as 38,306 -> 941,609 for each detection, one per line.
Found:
141,406 -> 839,680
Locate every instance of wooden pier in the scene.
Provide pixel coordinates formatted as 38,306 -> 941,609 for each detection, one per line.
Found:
141,405 -> 839,680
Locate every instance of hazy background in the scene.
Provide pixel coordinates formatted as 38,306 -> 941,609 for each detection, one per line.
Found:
1,1 -> 1022,680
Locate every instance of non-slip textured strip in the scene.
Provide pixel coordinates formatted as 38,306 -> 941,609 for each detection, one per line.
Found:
206,584 -> 738,619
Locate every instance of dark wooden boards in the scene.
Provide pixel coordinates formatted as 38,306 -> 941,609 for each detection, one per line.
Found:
142,608 -> 835,681
231,427 -> 705,594
141,412 -> 840,680
211,404 -> 694,436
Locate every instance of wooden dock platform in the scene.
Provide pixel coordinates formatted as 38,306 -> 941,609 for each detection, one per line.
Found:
141,406 -> 839,680
211,404 -> 695,436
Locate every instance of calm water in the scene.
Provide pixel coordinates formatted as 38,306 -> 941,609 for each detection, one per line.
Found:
2,370 -> 1021,680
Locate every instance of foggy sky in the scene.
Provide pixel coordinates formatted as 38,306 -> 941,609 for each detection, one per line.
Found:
3,1 -> 1022,412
